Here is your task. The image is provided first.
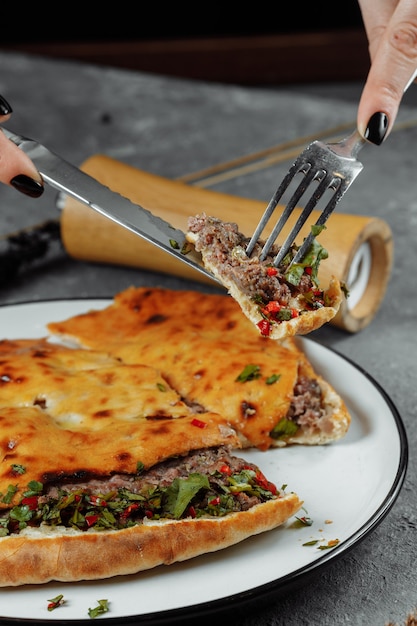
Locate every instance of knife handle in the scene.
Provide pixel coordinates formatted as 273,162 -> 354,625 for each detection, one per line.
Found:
60,155 -> 393,333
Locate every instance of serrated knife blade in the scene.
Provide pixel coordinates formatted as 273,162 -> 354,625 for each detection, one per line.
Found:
3,128 -> 217,283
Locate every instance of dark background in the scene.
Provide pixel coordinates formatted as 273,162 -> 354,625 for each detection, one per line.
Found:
1,5 -> 364,42
0,3 -> 369,85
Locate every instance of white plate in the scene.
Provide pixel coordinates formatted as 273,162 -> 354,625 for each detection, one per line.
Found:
0,299 -> 408,625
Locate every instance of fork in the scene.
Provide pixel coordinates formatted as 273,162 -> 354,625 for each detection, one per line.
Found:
247,70 -> 417,268
245,129 -> 366,267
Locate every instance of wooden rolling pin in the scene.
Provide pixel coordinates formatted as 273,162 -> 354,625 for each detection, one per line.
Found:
60,155 -> 393,333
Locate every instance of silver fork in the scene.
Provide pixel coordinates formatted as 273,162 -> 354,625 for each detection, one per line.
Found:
245,129 -> 366,266
248,70 -> 417,268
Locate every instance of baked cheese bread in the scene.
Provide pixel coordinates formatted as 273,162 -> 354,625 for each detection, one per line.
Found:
186,213 -> 343,340
47,286 -> 351,451
0,432 -> 302,585
0,338 -> 303,586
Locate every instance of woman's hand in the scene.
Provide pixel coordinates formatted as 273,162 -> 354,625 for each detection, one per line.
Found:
357,0 -> 417,144
0,95 -> 44,197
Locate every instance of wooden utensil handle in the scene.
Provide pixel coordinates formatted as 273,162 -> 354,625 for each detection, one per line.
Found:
60,155 -> 393,333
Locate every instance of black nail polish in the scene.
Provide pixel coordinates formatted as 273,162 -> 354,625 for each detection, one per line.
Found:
0,95 -> 12,116
10,175 -> 44,198
364,112 -> 388,145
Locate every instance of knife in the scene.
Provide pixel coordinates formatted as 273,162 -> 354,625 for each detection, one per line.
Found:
3,128 -> 217,283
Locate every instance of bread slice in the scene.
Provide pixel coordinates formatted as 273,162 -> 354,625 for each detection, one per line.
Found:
0,444 -> 302,586
186,213 -> 343,340
47,286 -> 351,450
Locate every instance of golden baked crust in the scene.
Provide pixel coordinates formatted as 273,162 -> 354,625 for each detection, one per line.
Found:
0,406 -> 239,505
0,338 -> 239,504
0,494 -> 302,586
48,286 -> 351,450
0,290 -> 318,587
0,284 -> 351,587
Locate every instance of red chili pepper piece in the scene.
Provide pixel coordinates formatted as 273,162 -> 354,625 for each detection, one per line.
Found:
89,495 -> 106,507
266,267 -> 278,276
85,514 -> 99,527
209,496 -> 221,506
255,470 -> 278,495
187,505 -> 196,518
120,503 -> 140,519
20,495 -> 39,510
264,300 -> 281,313
191,418 -> 207,429
257,319 -> 271,336
219,464 -> 232,475
47,595 -> 64,612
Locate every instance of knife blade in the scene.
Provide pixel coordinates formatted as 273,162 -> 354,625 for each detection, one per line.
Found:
3,129 -> 217,283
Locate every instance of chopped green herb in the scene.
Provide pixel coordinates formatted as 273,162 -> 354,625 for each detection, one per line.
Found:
311,224 -> 326,237
2,485 -> 18,504
47,594 -> 65,612
285,231 -> 328,286
270,418 -> 299,440
88,599 -> 109,619
295,515 -> 313,527
180,242 -> 192,255
236,364 -> 261,383
23,481 -> 43,496
265,373 -> 281,385
0,462 -> 280,535
11,464 -> 26,476
164,474 -> 210,519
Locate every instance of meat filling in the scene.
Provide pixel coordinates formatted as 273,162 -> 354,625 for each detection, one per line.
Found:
289,374 -> 323,428
187,214 -> 317,304
0,447 -> 282,536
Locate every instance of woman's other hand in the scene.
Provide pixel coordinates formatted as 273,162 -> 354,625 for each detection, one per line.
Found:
0,95 -> 44,198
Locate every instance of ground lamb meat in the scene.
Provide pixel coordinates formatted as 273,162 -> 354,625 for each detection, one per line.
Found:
43,447 -> 261,498
288,375 -> 324,428
187,215 -> 315,304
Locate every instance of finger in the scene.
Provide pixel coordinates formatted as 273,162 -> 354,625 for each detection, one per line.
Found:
357,0 -> 417,139
358,0 -> 399,58
0,129 -> 44,197
0,94 -> 44,197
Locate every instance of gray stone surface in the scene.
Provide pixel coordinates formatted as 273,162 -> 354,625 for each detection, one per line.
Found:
0,51 -> 416,625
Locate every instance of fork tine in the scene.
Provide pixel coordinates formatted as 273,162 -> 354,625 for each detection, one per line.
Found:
246,129 -> 367,273
259,167 -> 330,261
246,159 -> 315,257
256,166 -> 325,259
288,177 -> 348,266
272,171 -> 344,267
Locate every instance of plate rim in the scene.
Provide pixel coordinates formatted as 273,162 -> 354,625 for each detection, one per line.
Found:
0,296 -> 408,625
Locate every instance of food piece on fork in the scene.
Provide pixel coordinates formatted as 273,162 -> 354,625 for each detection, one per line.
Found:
186,213 -> 343,340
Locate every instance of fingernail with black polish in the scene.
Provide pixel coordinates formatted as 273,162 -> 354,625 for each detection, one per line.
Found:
364,112 -> 389,145
0,95 -> 12,116
10,175 -> 44,198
